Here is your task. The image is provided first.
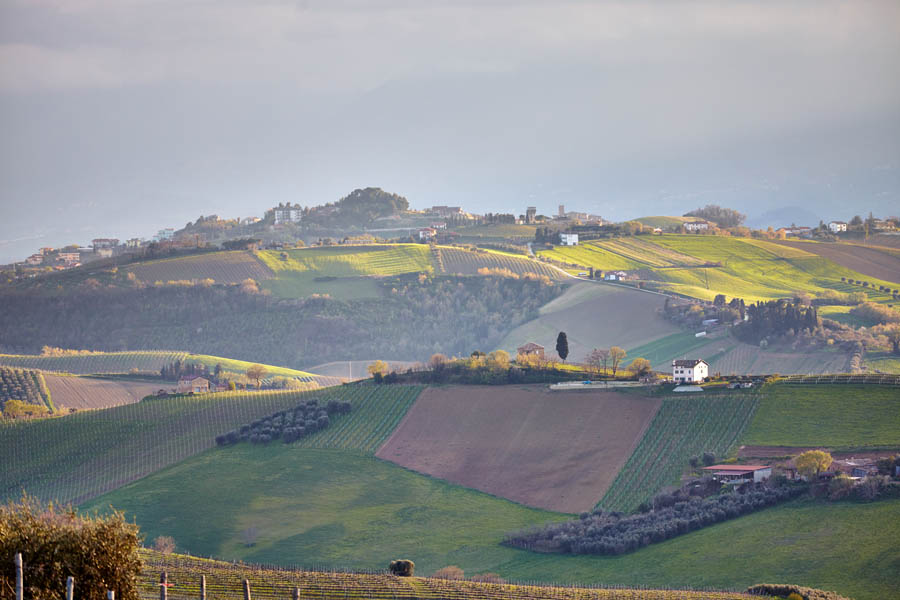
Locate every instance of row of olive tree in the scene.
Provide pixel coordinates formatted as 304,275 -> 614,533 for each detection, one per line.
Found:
215,398 -> 351,446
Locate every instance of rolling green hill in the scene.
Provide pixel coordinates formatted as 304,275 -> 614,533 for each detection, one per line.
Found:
255,245 -> 434,298
741,383 -> 900,449
83,442 -> 899,600
0,384 -> 421,505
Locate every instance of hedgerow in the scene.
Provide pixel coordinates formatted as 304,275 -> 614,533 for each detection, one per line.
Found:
505,483 -> 805,555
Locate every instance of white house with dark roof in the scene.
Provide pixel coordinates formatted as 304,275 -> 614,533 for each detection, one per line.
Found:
672,359 -> 708,383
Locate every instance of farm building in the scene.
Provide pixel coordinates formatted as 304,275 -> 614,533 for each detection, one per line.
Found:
176,376 -> 210,394
604,271 -> 627,281
684,221 -> 710,232
828,221 -> 847,233
559,233 -> 579,246
672,359 -> 708,383
702,464 -> 772,484
418,227 -> 437,241
517,342 -> 545,359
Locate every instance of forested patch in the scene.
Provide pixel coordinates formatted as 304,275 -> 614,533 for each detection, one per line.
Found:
0,275 -> 562,369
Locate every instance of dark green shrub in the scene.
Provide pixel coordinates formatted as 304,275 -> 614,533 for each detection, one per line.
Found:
0,495 -> 142,600
388,559 -> 415,577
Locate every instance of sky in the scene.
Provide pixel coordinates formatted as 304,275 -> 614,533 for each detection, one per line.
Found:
1,0 -> 899,262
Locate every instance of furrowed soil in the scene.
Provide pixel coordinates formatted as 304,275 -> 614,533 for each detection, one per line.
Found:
44,375 -> 162,409
376,385 -> 661,513
776,240 -> 900,284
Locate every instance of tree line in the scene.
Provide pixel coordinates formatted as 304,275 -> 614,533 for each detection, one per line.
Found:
215,398 -> 351,446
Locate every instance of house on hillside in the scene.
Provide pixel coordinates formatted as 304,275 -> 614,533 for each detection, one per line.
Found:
702,464 -> 772,484
672,359 -> 708,383
781,226 -> 812,238
517,342 -> 545,359
828,221 -> 847,233
559,233 -> 579,246
176,376 -> 210,394
273,203 -> 303,224
604,271 -> 627,281
684,221 -> 710,232
418,227 -> 437,241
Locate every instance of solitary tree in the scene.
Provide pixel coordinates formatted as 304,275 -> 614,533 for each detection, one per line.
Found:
556,332 -> 569,362
609,346 -> 627,375
796,450 -> 833,479
246,364 -> 268,389
368,360 -> 389,378
628,357 -> 652,377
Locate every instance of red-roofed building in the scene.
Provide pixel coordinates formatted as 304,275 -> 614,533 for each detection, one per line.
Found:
176,376 -> 210,394
702,464 -> 772,484
517,342 -> 545,359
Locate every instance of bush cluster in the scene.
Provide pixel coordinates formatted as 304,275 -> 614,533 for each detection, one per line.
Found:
505,483 -> 805,555
747,583 -> 852,600
0,495 -> 142,600
215,398 -> 351,446
0,367 -> 48,413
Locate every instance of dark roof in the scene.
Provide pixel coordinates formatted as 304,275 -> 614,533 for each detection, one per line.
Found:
673,359 -> 708,367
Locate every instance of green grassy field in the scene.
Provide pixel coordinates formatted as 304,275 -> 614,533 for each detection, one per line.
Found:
83,446 -> 565,575
495,499 -> 900,600
254,245 -> 433,299
741,384 -> 900,448
599,392 -> 760,513
536,242 -> 645,271
0,351 -> 190,374
0,351 -> 321,381
647,236 -> 899,303
84,444 -> 899,600
0,384 -> 419,505
865,353 -> 900,375
625,331 -> 721,369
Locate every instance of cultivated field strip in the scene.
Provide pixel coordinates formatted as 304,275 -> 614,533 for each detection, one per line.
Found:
0,351 -> 189,374
257,245 -> 434,277
594,239 -> 704,268
139,552 -> 761,600
439,247 -> 565,280
0,385 -> 421,505
127,251 -> 275,284
599,393 -> 760,513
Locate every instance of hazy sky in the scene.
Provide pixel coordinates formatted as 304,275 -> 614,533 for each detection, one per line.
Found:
1,0 -> 899,262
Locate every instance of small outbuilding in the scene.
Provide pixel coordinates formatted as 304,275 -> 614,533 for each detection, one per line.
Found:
516,342 -> 545,359
702,464 -> 772,484
177,376 -> 210,394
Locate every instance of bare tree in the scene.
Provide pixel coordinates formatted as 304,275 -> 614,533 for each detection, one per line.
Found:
152,536 -> 176,554
609,346 -> 626,375
245,364 -> 268,389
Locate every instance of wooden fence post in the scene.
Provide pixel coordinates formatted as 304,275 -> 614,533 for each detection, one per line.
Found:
14,553 -> 23,600
200,575 -> 206,600
243,579 -> 251,600
160,572 -> 168,600
66,576 -> 74,600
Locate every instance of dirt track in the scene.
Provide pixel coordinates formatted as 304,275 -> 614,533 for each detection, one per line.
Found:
45,375 -> 161,410
376,385 -> 660,513
776,240 -> 900,284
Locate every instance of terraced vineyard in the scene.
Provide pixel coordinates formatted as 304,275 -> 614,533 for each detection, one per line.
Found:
599,392 -> 760,513
137,551 -> 762,600
257,245 -> 434,277
439,247 -> 564,279
536,243 -> 643,271
126,251 -> 274,284
0,351 -> 189,374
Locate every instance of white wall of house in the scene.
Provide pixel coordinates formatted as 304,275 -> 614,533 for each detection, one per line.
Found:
559,233 -> 579,246
672,361 -> 708,382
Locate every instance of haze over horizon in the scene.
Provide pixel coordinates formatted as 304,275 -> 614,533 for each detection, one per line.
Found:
1,0 -> 899,263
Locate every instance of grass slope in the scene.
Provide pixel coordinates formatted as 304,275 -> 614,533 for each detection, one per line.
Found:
0,384 -> 419,505
495,499 -> 900,600
255,245 -> 433,299
87,445 -> 899,600
83,446 -> 565,576
599,392 -> 760,512
0,351 -> 189,374
647,235 -> 899,303
742,384 -> 900,448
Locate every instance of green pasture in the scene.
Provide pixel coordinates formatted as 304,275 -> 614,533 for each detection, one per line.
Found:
83,446 -> 566,575
742,384 -> 900,448
496,499 -> 900,600
536,243 -> 644,271
865,353 -> 900,375
625,331 -> 720,369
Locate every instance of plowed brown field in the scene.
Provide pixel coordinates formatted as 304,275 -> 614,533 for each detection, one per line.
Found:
376,385 -> 661,513
45,375 -> 161,410
776,240 -> 900,284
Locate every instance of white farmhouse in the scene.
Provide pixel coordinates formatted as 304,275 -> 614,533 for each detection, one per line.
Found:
672,359 -> 709,383
828,221 -> 847,233
559,232 -> 579,246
